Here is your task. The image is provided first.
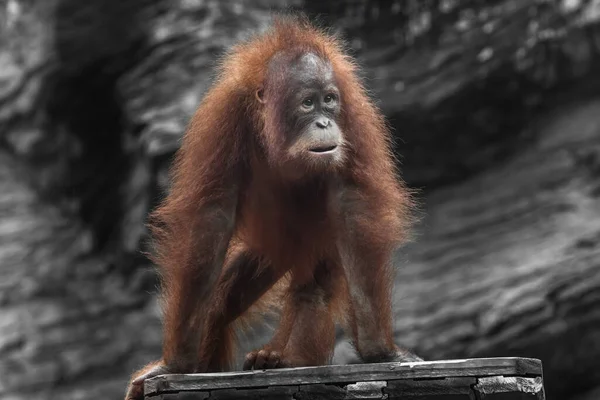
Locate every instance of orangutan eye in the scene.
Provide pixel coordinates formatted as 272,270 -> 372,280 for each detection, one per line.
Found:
324,94 -> 335,103
302,98 -> 314,108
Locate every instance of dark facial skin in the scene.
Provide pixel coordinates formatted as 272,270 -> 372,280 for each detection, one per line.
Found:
260,52 -> 345,174
285,53 -> 343,158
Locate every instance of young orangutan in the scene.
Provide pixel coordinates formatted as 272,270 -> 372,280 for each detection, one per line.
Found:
125,14 -> 421,400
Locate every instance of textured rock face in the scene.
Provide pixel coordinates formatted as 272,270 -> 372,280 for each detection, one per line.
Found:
0,1 -> 599,399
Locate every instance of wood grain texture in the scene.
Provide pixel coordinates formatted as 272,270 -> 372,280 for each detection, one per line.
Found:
145,357 -> 541,395
144,358 -> 545,399
386,377 -> 476,399
295,381 -> 388,399
204,385 -> 298,400
474,376 -> 545,399
295,383 -> 356,400
154,393 -> 209,400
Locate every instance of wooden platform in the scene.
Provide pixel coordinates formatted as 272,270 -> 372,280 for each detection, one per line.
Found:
144,357 -> 545,399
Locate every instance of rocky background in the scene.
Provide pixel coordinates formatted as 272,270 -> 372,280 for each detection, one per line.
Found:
1,0 -> 600,399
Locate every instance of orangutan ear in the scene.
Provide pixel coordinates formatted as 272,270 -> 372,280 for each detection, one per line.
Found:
255,88 -> 266,104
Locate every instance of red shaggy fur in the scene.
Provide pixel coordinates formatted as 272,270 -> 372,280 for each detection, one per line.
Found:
131,14 -> 414,394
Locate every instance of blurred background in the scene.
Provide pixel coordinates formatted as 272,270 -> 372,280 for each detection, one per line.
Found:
1,0 -> 600,399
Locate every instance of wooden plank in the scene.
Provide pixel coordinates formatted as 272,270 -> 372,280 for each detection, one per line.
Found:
474,376 -> 545,400
386,377 -> 477,399
295,381 -> 387,399
147,378 -> 546,399
145,358 -> 542,395
294,384 -> 348,400
206,385 -> 298,399
150,393 -> 209,399
345,381 -> 388,399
